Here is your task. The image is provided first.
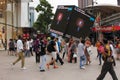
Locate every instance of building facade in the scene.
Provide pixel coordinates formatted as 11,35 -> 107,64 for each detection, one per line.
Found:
78,0 -> 93,8
0,0 -> 31,49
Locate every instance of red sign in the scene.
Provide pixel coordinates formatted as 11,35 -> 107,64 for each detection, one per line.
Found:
92,26 -> 120,32
23,33 -> 29,39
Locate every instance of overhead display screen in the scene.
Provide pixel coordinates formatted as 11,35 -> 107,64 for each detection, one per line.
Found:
50,5 -> 95,38
65,7 -> 95,38
50,5 -> 73,36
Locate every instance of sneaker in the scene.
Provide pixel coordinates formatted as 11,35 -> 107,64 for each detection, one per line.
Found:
61,62 -> 64,65
46,64 -> 49,69
10,63 -> 14,66
21,67 -> 27,70
40,70 -> 45,72
53,66 -> 58,69
10,63 -> 14,69
80,66 -> 85,69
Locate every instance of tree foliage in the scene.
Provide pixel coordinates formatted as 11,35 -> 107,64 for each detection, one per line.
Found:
33,0 -> 54,33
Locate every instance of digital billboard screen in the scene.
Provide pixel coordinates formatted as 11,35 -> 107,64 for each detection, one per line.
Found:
50,6 -> 95,38
50,6 -> 73,36
65,7 -> 95,38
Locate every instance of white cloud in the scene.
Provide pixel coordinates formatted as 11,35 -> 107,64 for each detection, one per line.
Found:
96,0 -> 117,5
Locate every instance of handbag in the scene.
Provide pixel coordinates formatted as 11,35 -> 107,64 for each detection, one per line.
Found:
87,47 -> 92,55
73,53 -> 77,58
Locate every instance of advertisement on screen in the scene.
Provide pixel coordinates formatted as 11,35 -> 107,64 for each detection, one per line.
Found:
50,5 -> 95,38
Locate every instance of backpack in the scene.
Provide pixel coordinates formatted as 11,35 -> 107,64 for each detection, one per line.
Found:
47,41 -> 52,53
33,39 -> 39,52
104,44 -> 112,56
9,41 -> 14,48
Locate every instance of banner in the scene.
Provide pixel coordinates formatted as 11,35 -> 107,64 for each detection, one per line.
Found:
92,26 -> 120,32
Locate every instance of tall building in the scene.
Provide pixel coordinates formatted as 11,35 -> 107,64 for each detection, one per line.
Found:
78,0 -> 93,9
118,0 -> 120,5
29,7 -> 34,27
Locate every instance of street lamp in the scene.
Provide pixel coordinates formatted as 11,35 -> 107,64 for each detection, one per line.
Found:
92,0 -> 98,42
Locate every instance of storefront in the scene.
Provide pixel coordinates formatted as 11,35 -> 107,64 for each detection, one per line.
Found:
0,0 -> 30,50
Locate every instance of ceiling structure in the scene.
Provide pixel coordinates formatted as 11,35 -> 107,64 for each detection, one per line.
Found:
84,5 -> 120,19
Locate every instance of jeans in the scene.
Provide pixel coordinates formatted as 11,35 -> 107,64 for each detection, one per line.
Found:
25,50 -> 30,57
80,55 -> 86,68
40,55 -> 46,70
98,53 -> 102,65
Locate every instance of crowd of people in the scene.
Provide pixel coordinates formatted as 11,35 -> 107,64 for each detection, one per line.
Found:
8,35 -> 120,80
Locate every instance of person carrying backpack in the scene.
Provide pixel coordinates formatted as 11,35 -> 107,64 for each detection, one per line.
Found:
97,40 -> 118,80
46,36 -> 58,69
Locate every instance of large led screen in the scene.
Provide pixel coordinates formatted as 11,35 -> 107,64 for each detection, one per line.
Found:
65,7 -> 95,38
50,6 -> 73,36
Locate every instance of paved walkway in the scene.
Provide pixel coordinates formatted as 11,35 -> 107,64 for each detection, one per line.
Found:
0,47 -> 120,80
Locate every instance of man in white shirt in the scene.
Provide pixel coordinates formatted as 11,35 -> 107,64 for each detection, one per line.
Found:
25,39 -> 30,57
12,35 -> 26,70
55,38 -> 64,65
29,38 -> 33,56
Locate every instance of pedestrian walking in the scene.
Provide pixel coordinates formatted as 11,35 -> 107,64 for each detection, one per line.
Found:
97,40 -> 118,80
46,36 -> 58,69
69,40 -> 77,63
33,38 -> 40,63
55,38 -> 64,65
78,39 -> 86,69
61,39 -> 68,59
97,42 -> 104,65
11,35 -> 26,70
39,37 -> 47,72
84,38 -> 91,65
29,38 -> 33,56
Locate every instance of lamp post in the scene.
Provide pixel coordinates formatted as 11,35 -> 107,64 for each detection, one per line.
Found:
92,0 -> 98,42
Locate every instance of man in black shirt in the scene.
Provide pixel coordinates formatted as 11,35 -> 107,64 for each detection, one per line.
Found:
46,36 -> 58,69
39,37 -> 47,72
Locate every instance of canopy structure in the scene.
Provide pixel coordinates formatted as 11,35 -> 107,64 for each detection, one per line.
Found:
84,5 -> 120,19
84,5 -> 120,32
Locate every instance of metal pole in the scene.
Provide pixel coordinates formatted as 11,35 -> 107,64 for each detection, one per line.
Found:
11,0 -> 14,39
5,0 -> 7,49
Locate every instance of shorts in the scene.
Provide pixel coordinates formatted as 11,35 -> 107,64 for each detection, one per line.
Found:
9,48 -> 14,51
50,52 -> 57,59
116,48 -> 120,54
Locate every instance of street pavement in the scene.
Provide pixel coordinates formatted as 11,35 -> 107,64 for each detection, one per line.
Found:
0,47 -> 120,80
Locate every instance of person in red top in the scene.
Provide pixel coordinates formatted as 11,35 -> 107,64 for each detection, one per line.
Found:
95,40 -> 101,58
98,42 -> 104,65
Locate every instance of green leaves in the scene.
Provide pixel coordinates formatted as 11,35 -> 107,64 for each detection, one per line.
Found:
33,0 -> 54,33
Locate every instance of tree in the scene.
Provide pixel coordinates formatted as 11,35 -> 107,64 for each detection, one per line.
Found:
33,0 -> 54,33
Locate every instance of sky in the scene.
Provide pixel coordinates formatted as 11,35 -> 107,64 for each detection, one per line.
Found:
30,0 -> 118,20
47,0 -> 118,13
